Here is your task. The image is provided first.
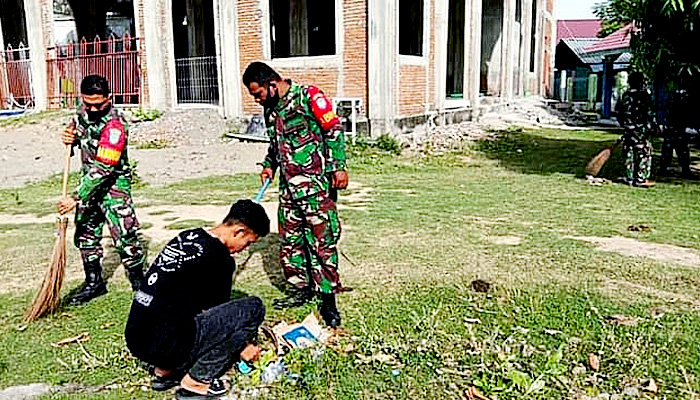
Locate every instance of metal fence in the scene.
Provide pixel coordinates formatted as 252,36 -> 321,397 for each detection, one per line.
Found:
0,45 -> 33,109
46,34 -> 141,108
175,56 -> 219,105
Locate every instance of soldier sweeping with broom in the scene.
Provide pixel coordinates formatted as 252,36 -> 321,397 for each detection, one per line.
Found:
57,74 -> 147,305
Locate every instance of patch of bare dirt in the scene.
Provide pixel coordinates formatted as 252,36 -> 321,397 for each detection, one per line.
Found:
569,236 -> 700,267
0,181 -> 372,295
485,235 -> 522,246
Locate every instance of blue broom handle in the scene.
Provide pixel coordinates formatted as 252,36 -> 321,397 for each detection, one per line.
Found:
253,178 -> 271,204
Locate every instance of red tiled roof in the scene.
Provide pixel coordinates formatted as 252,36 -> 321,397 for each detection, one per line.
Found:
557,19 -> 603,41
584,25 -> 633,54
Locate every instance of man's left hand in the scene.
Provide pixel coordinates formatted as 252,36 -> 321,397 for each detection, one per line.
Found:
332,170 -> 349,190
57,196 -> 77,215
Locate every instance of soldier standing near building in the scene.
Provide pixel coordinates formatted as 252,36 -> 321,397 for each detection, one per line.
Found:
659,84 -> 697,179
616,72 -> 656,187
242,62 -> 348,328
57,74 -> 146,305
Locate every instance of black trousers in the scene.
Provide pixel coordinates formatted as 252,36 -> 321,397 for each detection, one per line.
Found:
188,296 -> 265,382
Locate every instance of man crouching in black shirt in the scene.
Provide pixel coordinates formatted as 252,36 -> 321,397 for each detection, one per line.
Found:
125,200 -> 270,400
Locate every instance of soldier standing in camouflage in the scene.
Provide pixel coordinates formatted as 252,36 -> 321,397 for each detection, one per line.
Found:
58,75 -> 146,305
243,62 -> 348,328
616,72 -> 655,187
659,85 -> 697,179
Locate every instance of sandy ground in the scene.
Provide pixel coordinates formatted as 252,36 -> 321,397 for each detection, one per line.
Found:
0,109 -> 268,188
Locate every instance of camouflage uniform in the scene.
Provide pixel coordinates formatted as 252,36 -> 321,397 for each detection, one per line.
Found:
71,106 -> 145,278
261,81 -> 346,294
660,89 -> 692,175
616,88 -> 655,184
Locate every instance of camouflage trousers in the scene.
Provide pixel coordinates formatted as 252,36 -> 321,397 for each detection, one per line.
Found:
278,191 -> 342,294
660,127 -> 691,172
623,135 -> 652,183
74,185 -> 145,272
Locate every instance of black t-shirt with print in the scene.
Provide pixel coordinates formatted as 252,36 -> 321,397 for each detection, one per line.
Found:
125,228 -> 235,369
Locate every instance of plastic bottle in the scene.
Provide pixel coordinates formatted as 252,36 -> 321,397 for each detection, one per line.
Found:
261,360 -> 285,383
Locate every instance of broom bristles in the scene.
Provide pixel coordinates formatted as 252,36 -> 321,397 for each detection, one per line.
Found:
24,217 -> 68,322
585,147 -> 613,177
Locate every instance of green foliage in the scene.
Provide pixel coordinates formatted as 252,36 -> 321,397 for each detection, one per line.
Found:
129,108 -> 163,123
595,0 -> 700,86
348,134 -> 403,160
133,137 -> 171,150
375,134 -> 403,155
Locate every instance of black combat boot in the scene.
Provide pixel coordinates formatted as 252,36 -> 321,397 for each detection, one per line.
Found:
68,261 -> 107,305
319,293 -> 341,328
272,287 -> 313,309
126,264 -> 145,291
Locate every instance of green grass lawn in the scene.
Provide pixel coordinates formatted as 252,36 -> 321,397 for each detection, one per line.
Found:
2,127 -> 700,399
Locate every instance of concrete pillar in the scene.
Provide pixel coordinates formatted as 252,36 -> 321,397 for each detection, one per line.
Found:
214,0 -> 242,119
141,0 -> 176,109
0,17 -> 5,51
470,0 -> 482,117
23,0 -> 49,110
368,0 -> 397,136
602,57 -> 614,118
0,17 -> 8,105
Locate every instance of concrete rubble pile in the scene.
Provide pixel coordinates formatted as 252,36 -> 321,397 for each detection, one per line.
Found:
402,97 -> 583,152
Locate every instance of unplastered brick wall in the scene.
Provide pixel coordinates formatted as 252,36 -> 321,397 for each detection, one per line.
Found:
134,0 -> 149,106
342,0 -> 368,108
428,0 -> 436,112
399,65 -> 428,116
238,0 -> 366,117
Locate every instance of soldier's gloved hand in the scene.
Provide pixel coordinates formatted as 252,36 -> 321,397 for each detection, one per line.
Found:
332,170 -> 349,190
62,125 -> 77,145
57,196 -> 77,215
261,167 -> 274,183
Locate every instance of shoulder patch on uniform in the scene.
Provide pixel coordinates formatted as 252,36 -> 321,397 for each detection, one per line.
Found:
308,86 -> 340,131
96,119 -> 126,166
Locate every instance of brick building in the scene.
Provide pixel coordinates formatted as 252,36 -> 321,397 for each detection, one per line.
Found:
0,0 -> 555,135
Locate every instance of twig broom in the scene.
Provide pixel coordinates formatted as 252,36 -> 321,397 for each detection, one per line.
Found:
24,145 -> 72,322
585,141 -> 620,177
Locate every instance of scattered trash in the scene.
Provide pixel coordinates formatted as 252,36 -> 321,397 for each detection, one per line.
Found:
588,353 -> 600,372
648,306 -> 666,319
237,360 -> 253,375
544,329 -> 563,336
628,224 -> 652,233
607,315 -> 640,327
642,378 -> 658,393
261,360 -> 285,383
391,369 -> 401,377
586,175 -> 611,186
355,352 -> 397,365
471,279 -> 491,293
51,332 -> 90,347
271,313 -> 333,351
464,318 -> 481,324
572,365 -> 587,376
465,386 -> 492,400
622,386 -> 640,398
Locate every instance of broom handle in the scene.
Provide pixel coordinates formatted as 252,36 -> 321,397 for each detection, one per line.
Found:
61,145 -> 72,197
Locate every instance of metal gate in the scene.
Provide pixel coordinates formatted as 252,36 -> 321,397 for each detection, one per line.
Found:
0,45 -> 34,109
175,56 -> 219,105
46,34 -> 141,108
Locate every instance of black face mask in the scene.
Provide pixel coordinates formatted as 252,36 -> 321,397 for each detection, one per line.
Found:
86,105 -> 111,122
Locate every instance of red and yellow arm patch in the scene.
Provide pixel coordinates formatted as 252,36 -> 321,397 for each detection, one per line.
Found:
96,119 -> 126,166
308,86 -> 339,131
